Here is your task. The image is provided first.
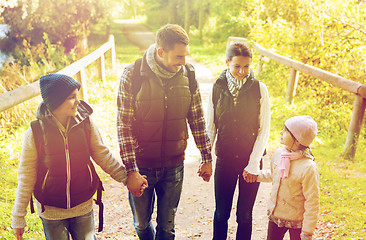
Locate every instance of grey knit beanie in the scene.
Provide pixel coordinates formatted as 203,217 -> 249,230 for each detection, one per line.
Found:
40,73 -> 81,111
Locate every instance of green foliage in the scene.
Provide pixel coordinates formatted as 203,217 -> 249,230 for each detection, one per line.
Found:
121,0 -> 211,32
2,0 -> 107,52
189,39 -> 226,76
208,0 -> 252,40
0,34 -> 74,139
111,0 -> 145,19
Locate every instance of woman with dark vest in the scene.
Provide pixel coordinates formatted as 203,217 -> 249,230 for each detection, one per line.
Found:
11,74 -> 143,240
206,42 -> 271,240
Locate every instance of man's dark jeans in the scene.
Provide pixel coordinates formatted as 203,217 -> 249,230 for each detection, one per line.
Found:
128,163 -> 184,240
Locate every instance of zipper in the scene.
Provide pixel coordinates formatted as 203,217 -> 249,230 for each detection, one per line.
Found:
60,128 -> 72,209
87,164 -> 93,185
41,170 -> 49,191
161,92 -> 168,160
65,136 -> 71,209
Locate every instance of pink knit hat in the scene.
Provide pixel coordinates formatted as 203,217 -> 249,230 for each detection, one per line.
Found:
284,115 -> 317,147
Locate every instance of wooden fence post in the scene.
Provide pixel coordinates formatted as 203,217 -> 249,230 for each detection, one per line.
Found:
286,68 -> 299,104
343,95 -> 366,159
97,55 -> 106,84
75,69 -> 88,102
256,55 -> 263,76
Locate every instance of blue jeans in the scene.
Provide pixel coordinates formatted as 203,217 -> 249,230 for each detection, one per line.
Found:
129,163 -> 184,240
213,159 -> 261,240
41,210 -> 96,240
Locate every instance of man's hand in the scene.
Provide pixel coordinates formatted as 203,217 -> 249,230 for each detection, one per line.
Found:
198,162 -> 212,182
13,228 -> 24,240
242,170 -> 258,183
127,171 -> 148,197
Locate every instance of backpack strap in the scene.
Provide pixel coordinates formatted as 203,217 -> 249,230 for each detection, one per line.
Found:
94,181 -> 105,232
131,58 -> 144,96
131,58 -> 198,96
185,62 -> 198,95
30,120 -> 45,164
30,120 -> 45,213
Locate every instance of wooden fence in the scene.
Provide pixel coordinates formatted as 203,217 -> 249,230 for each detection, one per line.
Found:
0,35 -> 116,113
227,37 -> 366,159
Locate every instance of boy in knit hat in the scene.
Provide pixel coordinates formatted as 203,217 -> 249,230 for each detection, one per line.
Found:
11,73 -> 147,240
253,115 -> 319,240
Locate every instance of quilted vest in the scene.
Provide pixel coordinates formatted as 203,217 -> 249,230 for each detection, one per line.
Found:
32,117 -> 100,210
213,69 -> 261,169
130,58 -> 193,168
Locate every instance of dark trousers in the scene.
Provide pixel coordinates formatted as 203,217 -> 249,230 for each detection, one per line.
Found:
267,221 -> 301,240
213,160 -> 260,240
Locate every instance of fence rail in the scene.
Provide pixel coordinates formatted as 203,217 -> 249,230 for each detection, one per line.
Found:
227,36 -> 366,159
0,35 -> 116,113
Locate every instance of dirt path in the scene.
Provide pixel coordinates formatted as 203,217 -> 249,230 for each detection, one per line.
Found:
94,21 -> 279,240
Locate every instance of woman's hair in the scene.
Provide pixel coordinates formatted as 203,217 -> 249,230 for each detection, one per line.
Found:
156,24 -> 189,51
226,42 -> 252,61
285,126 -> 308,150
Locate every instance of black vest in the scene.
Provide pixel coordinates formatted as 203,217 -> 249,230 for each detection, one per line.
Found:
32,117 -> 99,209
130,57 -> 193,168
213,70 -> 261,168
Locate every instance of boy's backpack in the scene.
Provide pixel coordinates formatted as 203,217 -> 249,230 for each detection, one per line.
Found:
30,119 -> 105,232
131,58 -> 198,96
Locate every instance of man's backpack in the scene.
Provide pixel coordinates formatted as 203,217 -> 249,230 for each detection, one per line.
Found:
30,119 -> 105,232
131,58 -> 198,96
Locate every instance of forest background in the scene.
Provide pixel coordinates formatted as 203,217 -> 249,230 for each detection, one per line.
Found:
0,0 -> 365,239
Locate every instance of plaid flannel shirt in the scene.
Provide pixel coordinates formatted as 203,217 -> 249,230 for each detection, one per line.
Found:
117,64 -> 212,173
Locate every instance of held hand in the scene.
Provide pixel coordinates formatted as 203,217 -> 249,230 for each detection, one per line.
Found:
198,162 -> 212,182
13,228 -> 24,240
243,170 -> 258,183
139,175 -> 148,196
127,172 -> 148,197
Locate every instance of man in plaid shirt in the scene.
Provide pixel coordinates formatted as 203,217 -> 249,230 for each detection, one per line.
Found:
117,24 -> 212,240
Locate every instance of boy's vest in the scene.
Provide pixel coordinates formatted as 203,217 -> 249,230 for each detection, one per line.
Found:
30,117 -> 104,231
129,58 -> 197,168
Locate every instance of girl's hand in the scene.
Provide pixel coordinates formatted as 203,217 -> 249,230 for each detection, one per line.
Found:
13,228 -> 24,240
242,170 -> 258,183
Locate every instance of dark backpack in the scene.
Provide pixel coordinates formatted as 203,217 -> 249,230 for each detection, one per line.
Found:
131,58 -> 198,96
30,119 -> 105,232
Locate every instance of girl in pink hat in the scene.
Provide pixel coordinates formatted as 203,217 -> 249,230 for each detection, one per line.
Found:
255,115 -> 320,240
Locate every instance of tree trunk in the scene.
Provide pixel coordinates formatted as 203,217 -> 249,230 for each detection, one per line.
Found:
105,23 -> 111,41
169,0 -> 178,24
80,24 -> 88,52
184,0 -> 191,35
198,0 -> 204,39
